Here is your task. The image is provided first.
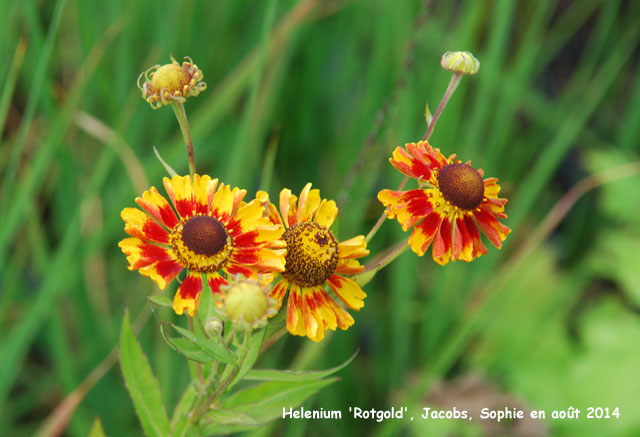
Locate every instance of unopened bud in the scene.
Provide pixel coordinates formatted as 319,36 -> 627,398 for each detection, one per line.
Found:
204,317 -> 224,337
440,51 -> 480,75
222,278 -> 277,328
137,54 -> 207,109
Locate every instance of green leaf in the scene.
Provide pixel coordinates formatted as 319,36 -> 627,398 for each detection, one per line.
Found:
160,322 -> 237,365
425,102 -> 433,128
147,295 -> 173,308
352,267 -> 378,287
120,309 -> 171,437
172,323 -> 237,365
245,349 -> 358,381
88,417 -> 107,437
221,378 -> 338,422
171,384 -> 198,428
197,409 -> 265,436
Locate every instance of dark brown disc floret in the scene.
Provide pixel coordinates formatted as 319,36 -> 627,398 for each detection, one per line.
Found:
437,163 -> 485,210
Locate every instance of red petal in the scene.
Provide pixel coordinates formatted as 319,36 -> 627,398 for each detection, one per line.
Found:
173,273 -> 203,316
464,214 -> 488,259
473,208 -> 511,248
432,216 -> 452,265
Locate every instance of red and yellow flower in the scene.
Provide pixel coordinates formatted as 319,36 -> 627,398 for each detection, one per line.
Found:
378,141 -> 510,265
258,184 -> 369,342
119,174 -> 285,316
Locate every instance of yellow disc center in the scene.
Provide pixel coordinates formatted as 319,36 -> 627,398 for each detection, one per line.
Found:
151,64 -> 190,94
282,222 -> 339,287
436,163 -> 485,210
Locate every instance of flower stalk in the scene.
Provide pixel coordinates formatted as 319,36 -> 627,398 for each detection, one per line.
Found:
171,102 -> 196,177
365,71 -> 464,245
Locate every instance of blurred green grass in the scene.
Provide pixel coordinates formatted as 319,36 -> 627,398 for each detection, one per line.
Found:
1,0 -> 640,435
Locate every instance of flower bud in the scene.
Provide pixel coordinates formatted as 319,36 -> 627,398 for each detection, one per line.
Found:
440,51 -> 480,75
222,277 -> 277,328
204,317 -> 224,337
137,55 -> 207,109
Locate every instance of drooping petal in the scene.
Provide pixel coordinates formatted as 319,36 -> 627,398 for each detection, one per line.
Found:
120,237 -> 183,288
327,275 -> 366,310
314,199 -> 338,228
139,260 -> 184,289
315,289 -> 354,330
464,214 -> 488,259
407,212 -> 442,256
335,258 -> 364,275
135,186 -> 178,229
378,189 -> 433,231
163,175 -> 193,219
302,288 -> 323,341
270,279 -> 289,310
432,216 -> 452,265
118,237 -> 172,270
206,271 -> 228,296
121,207 -> 171,244
309,287 -> 337,332
173,273 -> 203,316
452,216 -> 474,262
473,208 -> 511,248
286,285 -> 306,337
337,235 -> 369,260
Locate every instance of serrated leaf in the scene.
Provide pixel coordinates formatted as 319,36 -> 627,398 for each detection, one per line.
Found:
88,417 -> 107,437
120,309 -> 171,437
245,349 -> 358,381
147,295 -> 173,308
220,378 -> 338,422
160,323 -> 237,365
197,409 -> 265,435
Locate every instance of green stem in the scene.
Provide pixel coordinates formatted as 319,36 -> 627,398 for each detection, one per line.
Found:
365,176 -> 408,243
422,72 -> 462,141
171,102 -> 196,177
187,316 -> 204,387
366,72 -> 463,244
353,239 -> 410,287
191,326 -> 252,421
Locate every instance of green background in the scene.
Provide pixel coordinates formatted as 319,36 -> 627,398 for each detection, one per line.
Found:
1,0 -> 640,435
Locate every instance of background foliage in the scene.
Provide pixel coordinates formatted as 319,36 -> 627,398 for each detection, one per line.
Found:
1,0 -> 640,435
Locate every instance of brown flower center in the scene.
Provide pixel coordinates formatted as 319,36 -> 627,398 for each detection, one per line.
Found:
282,222 -> 339,288
181,215 -> 227,256
437,163 -> 485,210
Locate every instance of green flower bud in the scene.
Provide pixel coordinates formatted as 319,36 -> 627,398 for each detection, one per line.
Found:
222,278 -> 277,328
440,51 -> 480,75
